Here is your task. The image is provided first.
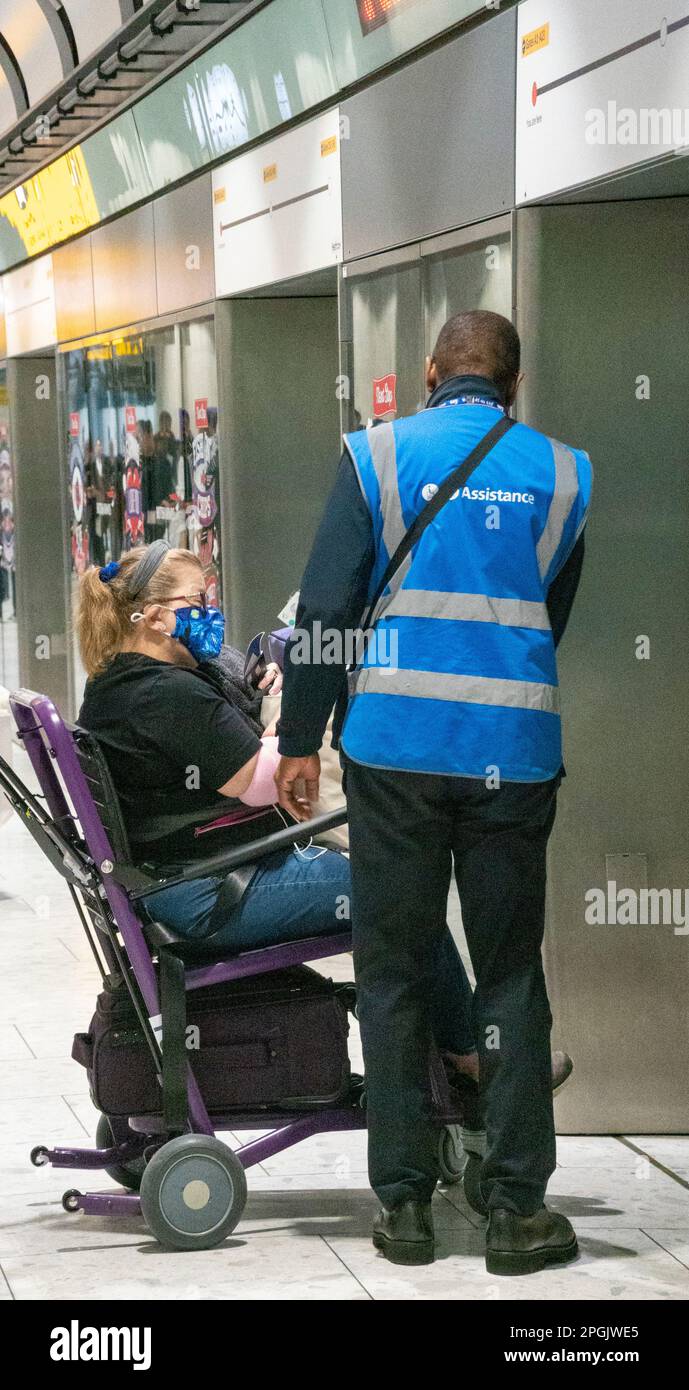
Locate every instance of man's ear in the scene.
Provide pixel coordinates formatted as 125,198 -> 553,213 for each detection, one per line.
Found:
505,371 -> 524,409
425,355 -> 438,395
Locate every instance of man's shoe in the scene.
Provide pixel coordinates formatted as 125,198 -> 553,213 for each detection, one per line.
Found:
372,1200 -> 435,1265
486,1207 -> 578,1276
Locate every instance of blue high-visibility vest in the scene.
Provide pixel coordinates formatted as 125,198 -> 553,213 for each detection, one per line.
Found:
340,402 -> 592,782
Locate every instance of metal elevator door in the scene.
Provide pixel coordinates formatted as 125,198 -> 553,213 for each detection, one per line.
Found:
517,199 -> 689,1132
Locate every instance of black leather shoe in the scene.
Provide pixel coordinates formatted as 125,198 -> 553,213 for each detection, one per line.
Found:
372,1200 -> 434,1265
486,1207 -> 578,1276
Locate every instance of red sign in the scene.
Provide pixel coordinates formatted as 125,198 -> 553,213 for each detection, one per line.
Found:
125,405 -> 137,434
356,0 -> 422,38
373,373 -> 397,419
195,398 -> 209,430
69,412 -> 80,438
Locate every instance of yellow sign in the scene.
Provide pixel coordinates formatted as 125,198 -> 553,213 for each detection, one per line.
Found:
213,186 -> 226,205
320,135 -> 338,158
263,163 -> 278,184
0,147 -> 99,261
522,22 -> 550,58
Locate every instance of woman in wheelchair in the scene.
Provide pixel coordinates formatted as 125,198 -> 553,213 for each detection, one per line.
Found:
77,540 -> 352,955
77,540 -> 568,1101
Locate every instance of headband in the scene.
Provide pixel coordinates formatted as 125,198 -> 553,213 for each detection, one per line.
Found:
124,539 -> 171,598
99,539 -> 171,594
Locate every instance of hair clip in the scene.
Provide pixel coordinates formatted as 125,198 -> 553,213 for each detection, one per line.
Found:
99,561 -> 121,584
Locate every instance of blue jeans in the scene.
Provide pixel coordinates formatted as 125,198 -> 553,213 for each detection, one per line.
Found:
143,846 -> 476,1053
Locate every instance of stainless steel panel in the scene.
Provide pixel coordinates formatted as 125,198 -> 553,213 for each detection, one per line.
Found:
53,234 -> 96,344
341,8 -> 516,261
153,174 -> 215,317
7,353 -> 70,715
91,205 -> 157,334
215,296 -> 340,645
516,199 -> 689,1132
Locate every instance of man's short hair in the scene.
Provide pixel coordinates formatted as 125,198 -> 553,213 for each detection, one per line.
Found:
432,310 -> 521,399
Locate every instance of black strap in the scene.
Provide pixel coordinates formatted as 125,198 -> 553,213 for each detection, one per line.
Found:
364,413 -> 517,626
206,862 -> 258,937
159,947 -> 188,1136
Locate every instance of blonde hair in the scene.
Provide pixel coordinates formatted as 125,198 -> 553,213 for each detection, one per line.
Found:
76,546 -> 203,677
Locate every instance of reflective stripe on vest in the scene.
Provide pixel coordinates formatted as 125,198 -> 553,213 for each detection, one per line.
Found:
382,589 -> 551,630
358,423 -> 412,622
537,439 -> 579,581
356,667 -> 560,715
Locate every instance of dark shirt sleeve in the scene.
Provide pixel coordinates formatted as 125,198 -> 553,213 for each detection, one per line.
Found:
278,453 -> 375,757
546,531 -> 586,648
145,668 -> 261,792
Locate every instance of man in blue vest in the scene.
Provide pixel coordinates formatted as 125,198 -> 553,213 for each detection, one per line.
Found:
276,310 -> 592,1275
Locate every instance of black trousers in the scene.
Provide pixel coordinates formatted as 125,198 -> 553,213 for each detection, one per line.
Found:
343,757 -> 560,1215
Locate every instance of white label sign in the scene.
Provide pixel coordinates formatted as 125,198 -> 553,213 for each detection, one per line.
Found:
212,108 -> 342,295
3,253 -> 57,355
516,0 -> 689,202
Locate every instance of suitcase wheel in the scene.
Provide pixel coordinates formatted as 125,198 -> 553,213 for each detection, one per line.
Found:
139,1134 -> 247,1251
96,1113 -> 147,1192
438,1125 -> 465,1185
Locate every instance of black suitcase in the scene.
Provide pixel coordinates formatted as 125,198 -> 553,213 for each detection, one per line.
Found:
72,965 -> 353,1117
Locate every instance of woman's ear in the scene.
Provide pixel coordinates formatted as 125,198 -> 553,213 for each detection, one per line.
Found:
141,604 -> 174,636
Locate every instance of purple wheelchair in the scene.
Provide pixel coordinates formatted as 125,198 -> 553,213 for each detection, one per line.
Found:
0,689 -> 466,1250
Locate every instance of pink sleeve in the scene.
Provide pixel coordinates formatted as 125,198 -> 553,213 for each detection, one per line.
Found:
238,736 -> 280,807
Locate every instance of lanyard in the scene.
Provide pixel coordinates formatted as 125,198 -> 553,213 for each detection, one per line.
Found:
438,395 -> 506,412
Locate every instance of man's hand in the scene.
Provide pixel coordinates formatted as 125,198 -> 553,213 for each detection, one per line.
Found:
275,754 -> 320,822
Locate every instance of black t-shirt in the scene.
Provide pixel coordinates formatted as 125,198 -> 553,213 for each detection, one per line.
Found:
79,653 -> 263,866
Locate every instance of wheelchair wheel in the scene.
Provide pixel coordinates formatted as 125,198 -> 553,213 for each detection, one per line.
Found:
96,1113 -> 146,1192
438,1125 -> 464,1185
139,1135 -> 247,1251
462,1151 -> 488,1217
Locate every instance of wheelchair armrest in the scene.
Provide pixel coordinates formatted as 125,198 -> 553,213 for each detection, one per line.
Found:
120,806 -> 349,900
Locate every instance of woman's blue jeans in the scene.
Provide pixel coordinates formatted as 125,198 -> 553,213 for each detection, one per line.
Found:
143,845 -> 476,1055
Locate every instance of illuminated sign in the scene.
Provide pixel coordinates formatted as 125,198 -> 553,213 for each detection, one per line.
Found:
356,0 -> 424,36
0,148 -> 99,263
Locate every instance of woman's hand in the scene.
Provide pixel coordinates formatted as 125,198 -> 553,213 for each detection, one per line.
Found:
258,661 -> 283,696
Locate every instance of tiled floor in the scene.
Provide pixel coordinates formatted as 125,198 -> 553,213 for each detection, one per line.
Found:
1,798 -> 688,1301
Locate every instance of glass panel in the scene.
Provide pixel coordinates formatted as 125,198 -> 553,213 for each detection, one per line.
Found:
134,0 -> 337,190
179,319 -> 222,608
321,0 -> 483,88
423,230 -> 512,357
62,314 -> 222,705
0,366 -> 18,690
80,110 -> 153,222
348,260 -> 424,428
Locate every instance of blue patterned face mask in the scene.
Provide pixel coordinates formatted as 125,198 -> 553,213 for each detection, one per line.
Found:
171,605 -> 225,661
